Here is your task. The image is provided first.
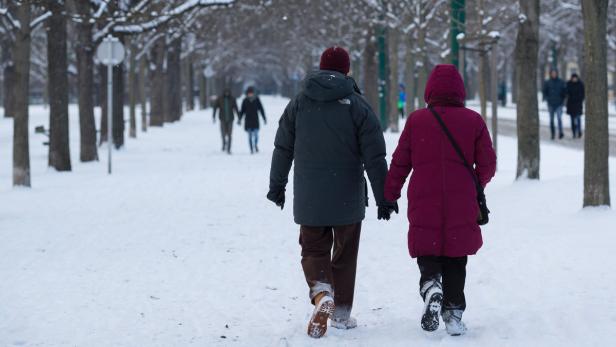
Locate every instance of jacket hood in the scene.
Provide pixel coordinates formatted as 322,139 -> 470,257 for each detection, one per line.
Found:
301,70 -> 356,102
424,64 -> 466,107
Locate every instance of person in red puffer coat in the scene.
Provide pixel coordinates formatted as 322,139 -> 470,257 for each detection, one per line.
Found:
384,64 -> 496,336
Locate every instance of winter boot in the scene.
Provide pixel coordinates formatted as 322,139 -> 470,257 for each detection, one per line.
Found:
420,279 -> 443,332
442,309 -> 467,336
331,316 -> 357,330
307,292 -> 335,338
331,307 -> 357,330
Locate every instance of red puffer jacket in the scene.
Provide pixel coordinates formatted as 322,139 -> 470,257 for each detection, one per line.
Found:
384,64 -> 497,258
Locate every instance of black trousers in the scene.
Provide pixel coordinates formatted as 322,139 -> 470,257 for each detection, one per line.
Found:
417,256 -> 467,311
299,223 -> 362,318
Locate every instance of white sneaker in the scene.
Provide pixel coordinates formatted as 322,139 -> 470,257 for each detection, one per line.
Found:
420,280 -> 443,332
307,293 -> 335,338
442,309 -> 467,336
331,316 -> 357,330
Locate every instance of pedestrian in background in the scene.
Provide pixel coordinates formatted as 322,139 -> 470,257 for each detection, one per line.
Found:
399,83 -> 407,119
566,73 -> 585,139
238,86 -> 267,154
212,88 -> 239,154
542,69 -> 567,140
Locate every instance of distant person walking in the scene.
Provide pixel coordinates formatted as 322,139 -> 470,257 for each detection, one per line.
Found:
238,87 -> 267,154
399,83 -> 407,119
267,47 -> 397,339
212,88 -> 239,154
542,69 -> 567,140
384,65 -> 496,336
566,73 -> 585,139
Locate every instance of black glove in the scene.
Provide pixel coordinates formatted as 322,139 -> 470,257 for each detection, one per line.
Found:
377,201 -> 399,221
267,189 -> 285,210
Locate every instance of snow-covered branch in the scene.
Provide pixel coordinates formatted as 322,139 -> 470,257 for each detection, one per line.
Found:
113,0 -> 233,35
30,11 -> 51,30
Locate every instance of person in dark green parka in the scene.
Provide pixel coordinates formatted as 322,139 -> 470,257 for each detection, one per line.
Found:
267,47 -> 397,339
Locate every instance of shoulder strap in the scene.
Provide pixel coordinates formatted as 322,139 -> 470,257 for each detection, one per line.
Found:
428,107 -> 483,193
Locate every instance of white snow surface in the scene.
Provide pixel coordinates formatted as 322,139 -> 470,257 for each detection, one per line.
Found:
1,96 -> 616,346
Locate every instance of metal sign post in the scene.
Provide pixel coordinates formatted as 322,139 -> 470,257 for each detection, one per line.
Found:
96,35 -> 125,174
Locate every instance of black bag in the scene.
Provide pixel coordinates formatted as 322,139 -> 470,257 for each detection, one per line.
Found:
429,107 -> 490,225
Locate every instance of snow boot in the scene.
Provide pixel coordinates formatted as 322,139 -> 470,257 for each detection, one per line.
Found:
420,279 -> 443,332
307,292 -> 335,338
331,305 -> 357,330
331,316 -> 357,330
442,309 -> 467,336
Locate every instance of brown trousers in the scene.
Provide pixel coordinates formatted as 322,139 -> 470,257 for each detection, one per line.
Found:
299,223 -> 362,320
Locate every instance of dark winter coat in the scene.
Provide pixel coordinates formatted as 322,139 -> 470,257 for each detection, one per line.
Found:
384,65 -> 497,258
542,77 -> 567,108
268,70 -> 388,226
566,80 -> 585,116
239,96 -> 266,130
213,94 -> 238,123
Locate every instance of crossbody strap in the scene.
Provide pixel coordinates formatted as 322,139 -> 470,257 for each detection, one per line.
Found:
428,107 -> 484,195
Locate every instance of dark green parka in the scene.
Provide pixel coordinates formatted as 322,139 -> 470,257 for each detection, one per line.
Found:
268,70 -> 388,226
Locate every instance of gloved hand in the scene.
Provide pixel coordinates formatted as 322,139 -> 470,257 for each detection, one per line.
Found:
267,189 -> 285,210
377,201 -> 399,221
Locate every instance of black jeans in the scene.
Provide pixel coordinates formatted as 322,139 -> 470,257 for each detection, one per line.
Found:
418,256 -> 467,311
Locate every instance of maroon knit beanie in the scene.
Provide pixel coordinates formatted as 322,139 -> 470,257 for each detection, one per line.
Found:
319,47 -> 350,75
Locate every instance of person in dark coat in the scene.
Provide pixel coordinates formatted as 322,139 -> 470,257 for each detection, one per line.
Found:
212,88 -> 239,154
238,87 -> 267,153
267,47 -> 397,339
542,69 -> 567,140
384,65 -> 497,336
566,73 -> 585,138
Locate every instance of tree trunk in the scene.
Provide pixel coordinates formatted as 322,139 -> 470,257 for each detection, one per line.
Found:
11,4 -> 32,186
150,36 -> 165,126
3,64 -> 15,118
388,29 -> 400,132
166,37 -> 182,122
2,37 -> 15,118
404,43 -> 415,115
112,48 -> 125,148
515,0 -> 541,180
184,53 -> 195,111
511,60 -> 517,103
74,2 -> 98,162
139,56 -> 147,132
99,64 -> 109,145
199,73 -> 207,109
128,39 -> 137,138
47,1 -> 71,171
478,52 -> 488,120
363,26 -> 378,112
582,0 -> 610,207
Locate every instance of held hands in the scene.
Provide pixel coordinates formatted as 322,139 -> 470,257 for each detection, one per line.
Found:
377,201 -> 399,221
267,190 -> 285,210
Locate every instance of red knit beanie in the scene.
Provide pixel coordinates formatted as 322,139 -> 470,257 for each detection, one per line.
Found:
319,47 -> 350,75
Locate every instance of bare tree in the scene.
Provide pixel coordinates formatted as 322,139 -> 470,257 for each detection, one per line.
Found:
582,0 -> 610,207
46,0 -> 71,171
515,0 -> 541,180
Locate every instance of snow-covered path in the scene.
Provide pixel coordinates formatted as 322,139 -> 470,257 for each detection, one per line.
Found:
1,97 -> 616,346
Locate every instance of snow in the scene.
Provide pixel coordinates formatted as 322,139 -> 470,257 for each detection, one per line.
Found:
1,96 -> 616,346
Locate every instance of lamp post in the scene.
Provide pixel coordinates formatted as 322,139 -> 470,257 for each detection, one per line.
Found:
96,35 -> 125,174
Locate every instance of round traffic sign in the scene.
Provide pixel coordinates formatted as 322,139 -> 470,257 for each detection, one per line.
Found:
96,35 -> 126,66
